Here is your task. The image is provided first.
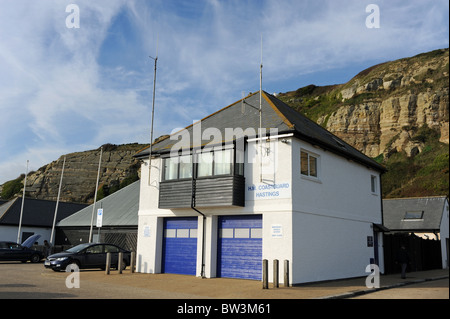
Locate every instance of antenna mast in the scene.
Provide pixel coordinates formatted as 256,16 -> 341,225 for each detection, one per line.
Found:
259,34 -> 263,131
259,34 -> 263,182
148,38 -> 158,186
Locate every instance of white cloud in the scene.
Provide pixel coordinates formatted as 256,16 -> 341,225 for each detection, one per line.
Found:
0,0 -> 147,183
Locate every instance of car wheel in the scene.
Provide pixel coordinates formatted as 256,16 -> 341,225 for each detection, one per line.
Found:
30,254 -> 41,263
66,261 -> 80,272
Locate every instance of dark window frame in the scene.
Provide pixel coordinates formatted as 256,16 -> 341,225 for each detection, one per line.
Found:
300,149 -> 319,178
161,143 -> 244,182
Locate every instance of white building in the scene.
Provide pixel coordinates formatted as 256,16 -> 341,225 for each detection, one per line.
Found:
135,91 -> 386,284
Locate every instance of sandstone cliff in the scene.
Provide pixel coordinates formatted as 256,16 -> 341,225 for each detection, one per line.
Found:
279,48 -> 449,158
20,143 -> 146,204
278,48 -> 449,198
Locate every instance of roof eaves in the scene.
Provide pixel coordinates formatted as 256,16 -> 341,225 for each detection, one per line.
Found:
262,92 -> 295,130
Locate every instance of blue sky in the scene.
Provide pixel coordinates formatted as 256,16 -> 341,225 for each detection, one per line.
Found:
0,0 -> 448,185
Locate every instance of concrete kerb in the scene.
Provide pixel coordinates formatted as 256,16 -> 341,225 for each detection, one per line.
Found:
318,273 -> 450,299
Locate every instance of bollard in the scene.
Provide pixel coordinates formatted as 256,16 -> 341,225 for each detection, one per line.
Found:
118,252 -> 123,274
262,259 -> 268,289
284,260 -> 290,287
105,252 -> 111,275
130,251 -> 135,273
273,259 -> 279,288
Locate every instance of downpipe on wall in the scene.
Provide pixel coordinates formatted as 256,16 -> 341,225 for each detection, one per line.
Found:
191,157 -> 206,278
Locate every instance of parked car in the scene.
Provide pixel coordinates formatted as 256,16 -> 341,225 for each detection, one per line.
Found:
44,243 -> 131,271
0,234 -> 44,263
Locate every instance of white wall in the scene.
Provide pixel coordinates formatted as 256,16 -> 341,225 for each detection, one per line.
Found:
291,139 -> 383,224
247,138 -> 294,284
136,157 -> 164,274
0,225 -> 51,245
136,214 -> 162,273
262,211 -> 293,284
292,212 -> 375,283
290,139 -> 383,283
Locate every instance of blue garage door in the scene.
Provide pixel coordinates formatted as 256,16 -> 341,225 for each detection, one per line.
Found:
217,215 -> 263,280
162,217 -> 198,275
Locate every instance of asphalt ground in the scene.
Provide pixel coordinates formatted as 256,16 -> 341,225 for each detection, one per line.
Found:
0,262 -> 448,300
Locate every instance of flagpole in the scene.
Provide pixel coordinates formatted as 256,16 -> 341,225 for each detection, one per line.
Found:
17,160 -> 29,244
259,34 -> 264,182
50,156 -> 65,245
148,45 -> 158,186
89,147 -> 103,243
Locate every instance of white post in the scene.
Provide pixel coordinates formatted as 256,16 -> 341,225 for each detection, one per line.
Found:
50,156 -> 66,245
89,147 -> 103,243
17,160 -> 29,244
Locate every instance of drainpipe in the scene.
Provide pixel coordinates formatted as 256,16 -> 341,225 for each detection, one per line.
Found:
191,154 -> 206,278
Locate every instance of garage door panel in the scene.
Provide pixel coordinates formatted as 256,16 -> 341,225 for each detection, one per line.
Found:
162,217 -> 197,276
217,215 -> 262,280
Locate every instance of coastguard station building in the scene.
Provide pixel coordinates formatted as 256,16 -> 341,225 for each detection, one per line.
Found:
134,91 -> 386,284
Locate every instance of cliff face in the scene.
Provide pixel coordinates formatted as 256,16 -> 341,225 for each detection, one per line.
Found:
278,48 -> 449,198
325,87 -> 448,158
279,48 -> 449,158
22,143 -> 147,204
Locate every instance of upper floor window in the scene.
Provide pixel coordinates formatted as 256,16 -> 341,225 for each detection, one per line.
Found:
198,149 -> 232,177
370,175 -> 378,194
162,147 -> 241,181
300,150 -> 318,178
163,154 -> 192,181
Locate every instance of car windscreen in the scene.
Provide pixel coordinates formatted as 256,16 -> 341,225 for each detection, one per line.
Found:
65,243 -> 92,253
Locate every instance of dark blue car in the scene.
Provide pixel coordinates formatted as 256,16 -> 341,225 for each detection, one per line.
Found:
44,243 -> 130,271
0,234 -> 44,263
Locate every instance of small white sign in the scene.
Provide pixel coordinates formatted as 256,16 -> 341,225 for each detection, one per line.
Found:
271,224 -> 283,238
143,226 -> 150,237
96,208 -> 103,228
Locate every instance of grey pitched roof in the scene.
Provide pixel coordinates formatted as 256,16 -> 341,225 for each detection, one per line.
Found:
57,180 -> 139,227
383,196 -> 449,231
0,197 -> 87,227
135,91 -> 385,172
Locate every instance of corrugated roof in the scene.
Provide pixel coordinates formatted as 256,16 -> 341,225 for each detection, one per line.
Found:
57,180 -> 139,227
0,197 -> 87,227
134,91 -> 385,172
383,196 -> 448,231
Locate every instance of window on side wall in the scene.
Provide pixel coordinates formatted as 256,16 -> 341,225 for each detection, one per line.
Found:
370,175 -> 378,194
300,150 -> 319,178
